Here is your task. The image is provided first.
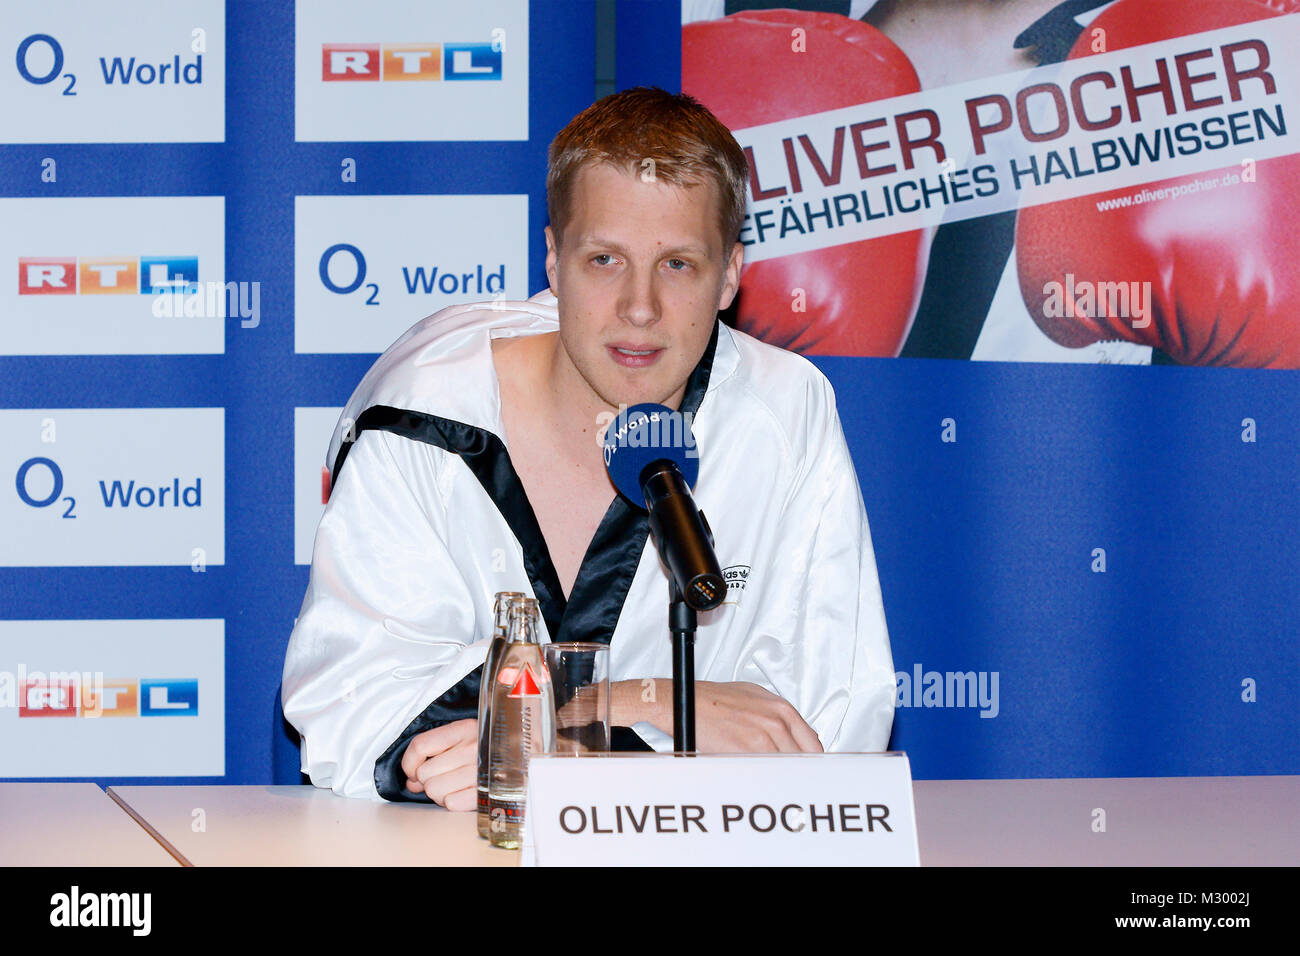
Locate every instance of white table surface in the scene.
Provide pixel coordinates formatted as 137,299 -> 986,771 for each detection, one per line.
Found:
913,775 -> 1300,866
0,783 -> 180,866
102,774 -> 1300,866
107,785 -> 516,867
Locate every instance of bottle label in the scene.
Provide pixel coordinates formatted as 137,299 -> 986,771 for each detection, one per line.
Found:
489,800 -> 526,832
507,662 -> 543,698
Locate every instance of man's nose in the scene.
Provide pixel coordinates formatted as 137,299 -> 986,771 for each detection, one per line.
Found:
617,263 -> 661,327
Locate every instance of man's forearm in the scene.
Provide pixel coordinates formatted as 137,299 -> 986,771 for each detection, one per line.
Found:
610,678 -> 670,731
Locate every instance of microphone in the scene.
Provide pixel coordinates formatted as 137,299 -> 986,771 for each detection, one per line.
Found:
603,403 -> 725,611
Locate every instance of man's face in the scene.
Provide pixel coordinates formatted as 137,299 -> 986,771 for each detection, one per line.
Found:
545,161 -> 743,411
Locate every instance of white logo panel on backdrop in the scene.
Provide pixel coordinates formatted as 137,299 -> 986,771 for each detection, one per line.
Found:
294,194 -> 528,353
294,406 -> 344,565
0,1 -> 224,144
0,197 -> 226,355
0,408 -> 224,567
523,752 -> 920,866
0,618 -> 225,777
294,0 -> 529,142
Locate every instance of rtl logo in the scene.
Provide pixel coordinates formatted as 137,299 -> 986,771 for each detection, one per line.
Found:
18,256 -> 198,295
18,678 -> 198,717
321,42 -> 502,81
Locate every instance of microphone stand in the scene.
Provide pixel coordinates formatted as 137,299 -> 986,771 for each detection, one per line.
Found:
639,458 -> 719,755
669,577 -> 697,753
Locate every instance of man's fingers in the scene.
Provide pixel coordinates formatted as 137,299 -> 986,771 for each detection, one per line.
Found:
405,776 -> 425,794
448,718 -> 478,744
400,719 -> 477,779
423,763 -> 476,807
442,786 -> 477,813
400,732 -> 440,780
415,739 -> 476,786
786,711 -> 824,754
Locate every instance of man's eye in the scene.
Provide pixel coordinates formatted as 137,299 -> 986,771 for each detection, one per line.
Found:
667,258 -> 690,271
591,254 -> 614,266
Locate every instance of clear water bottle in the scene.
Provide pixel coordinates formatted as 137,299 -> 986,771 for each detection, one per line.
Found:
487,597 -> 555,849
477,591 -> 524,839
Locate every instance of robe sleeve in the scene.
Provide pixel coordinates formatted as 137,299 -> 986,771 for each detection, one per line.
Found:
281,427 -> 492,801
733,373 -> 897,752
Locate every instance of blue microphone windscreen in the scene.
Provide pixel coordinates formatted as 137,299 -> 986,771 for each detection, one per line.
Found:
602,403 -> 700,505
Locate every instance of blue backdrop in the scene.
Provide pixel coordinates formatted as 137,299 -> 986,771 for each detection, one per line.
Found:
1,0 -> 1295,788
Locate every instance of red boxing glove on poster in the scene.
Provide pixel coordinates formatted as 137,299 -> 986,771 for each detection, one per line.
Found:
1014,0 -> 1300,368
684,9 -> 928,356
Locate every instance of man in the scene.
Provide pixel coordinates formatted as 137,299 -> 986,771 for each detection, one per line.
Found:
282,87 -> 895,806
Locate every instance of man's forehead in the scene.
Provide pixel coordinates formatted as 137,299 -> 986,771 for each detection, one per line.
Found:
567,161 -> 724,253
572,159 -> 717,204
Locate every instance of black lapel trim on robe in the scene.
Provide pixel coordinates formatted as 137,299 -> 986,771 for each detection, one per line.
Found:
332,320 -> 721,799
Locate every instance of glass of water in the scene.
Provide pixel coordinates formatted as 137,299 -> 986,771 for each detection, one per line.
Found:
543,642 -> 610,754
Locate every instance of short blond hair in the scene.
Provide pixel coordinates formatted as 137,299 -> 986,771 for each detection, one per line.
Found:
547,86 -> 749,251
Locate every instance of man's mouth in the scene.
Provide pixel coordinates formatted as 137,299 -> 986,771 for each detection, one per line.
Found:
607,344 -> 664,368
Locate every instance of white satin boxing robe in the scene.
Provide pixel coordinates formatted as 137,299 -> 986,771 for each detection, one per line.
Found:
281,289 -> 895,801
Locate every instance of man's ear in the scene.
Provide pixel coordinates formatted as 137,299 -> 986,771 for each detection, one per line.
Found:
544,225 -> 560,297
717,241 -> 744,311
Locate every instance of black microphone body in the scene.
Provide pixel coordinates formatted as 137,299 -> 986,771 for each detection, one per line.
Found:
639,460 -> 726,612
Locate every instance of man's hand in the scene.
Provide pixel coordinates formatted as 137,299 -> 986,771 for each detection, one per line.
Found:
695,681 -> 823,754
400,718 -> 477,810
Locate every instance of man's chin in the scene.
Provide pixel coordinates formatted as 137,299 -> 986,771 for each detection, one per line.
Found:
594,375 -> 691,410
598,390 -> 659,411
567,348 -> 691,410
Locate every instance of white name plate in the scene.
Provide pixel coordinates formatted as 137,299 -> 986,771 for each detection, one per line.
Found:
521,752 -> 919,866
